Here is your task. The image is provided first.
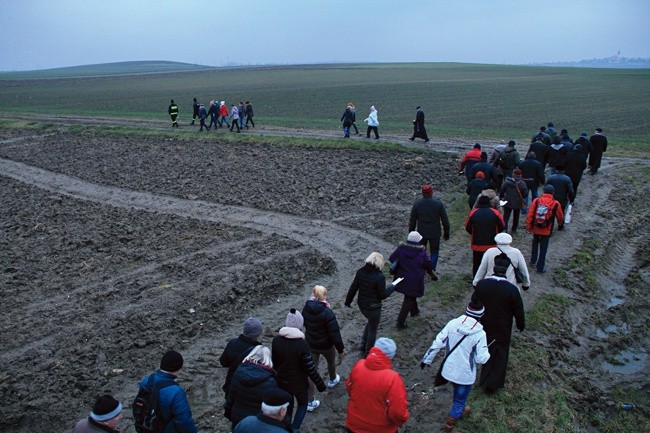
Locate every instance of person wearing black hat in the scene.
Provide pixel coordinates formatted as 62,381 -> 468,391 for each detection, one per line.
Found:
588,128 -> 608,174
573,131 -> 593,162
496,140 -> 520,179
136,350 -> 198,433
526,184 -> 565,274
168,100 -> 179,128
472,260 -> 525,394
72,394 -> 123,433
420,300 -> 490,433
220,317 -> 264,403
409,184 -> 450,279
409,106 -> 429,142
234,388 -> 294,432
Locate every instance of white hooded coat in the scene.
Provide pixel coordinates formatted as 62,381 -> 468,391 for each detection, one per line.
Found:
421,315 -> 490,385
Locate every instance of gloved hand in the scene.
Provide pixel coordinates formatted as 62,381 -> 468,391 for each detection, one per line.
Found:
522,285 -> 530,291
420,362 -> 428,370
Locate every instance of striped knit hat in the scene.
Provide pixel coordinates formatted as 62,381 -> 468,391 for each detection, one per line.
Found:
466,300 -> 485,319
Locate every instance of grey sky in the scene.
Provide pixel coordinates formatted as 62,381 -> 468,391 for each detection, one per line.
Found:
1,0 -> 648,71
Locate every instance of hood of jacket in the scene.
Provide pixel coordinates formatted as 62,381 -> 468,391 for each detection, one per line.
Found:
364,347 -> 392,371
453,315 -> 485,336
304,299 -> 327,316
236,362 -> 275,387
551,143 -> 564,151
397,242 -> 426,259
278,326 -> 305,339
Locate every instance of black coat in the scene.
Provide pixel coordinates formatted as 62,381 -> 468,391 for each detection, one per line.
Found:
345,263 -> 392,311
302,300 -> 344,353
472,276 -> 525,344
470,161 -> 498,187
226,362 -> 278,427
518,158 -> 545,190
547,144 -> 568,169
546,173 -> 575,206
467,178 -> 489,208
564,150 -> 587,186
272,333 -> 325,394
219,335 -> 261,393
408,196 -> 450,240
527,141 -> 549,167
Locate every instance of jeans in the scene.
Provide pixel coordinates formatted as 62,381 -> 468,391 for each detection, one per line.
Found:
360,308 -> 381,351
239,116 -> 245,128
343,126 -> 351,137
208,115 -> 218,129
531,234 -> 550,272
449,383 -> 473,419
219,115 -> 230,127
284,387 -> 308,430
422,237 -> 440,271
230,119 -> 240,132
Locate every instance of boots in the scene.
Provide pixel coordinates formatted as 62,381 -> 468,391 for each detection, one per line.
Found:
443,416 -> 458,433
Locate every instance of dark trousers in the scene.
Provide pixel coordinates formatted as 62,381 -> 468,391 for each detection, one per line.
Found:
199,118 -> 209,131
503,207 -> 521,233
170,114 -> 178,126
397,295 -> 419,326
219,115 -> 230,127
366,126 -> 379,138
352,122 -> 359,134
479,341 -> 510,392
531,234 -> 550,272
230,120 -> 240,132
246,114 -> 254,127
472,250 -> 486,276
208,115 -> 218,129
360,307 -> 381,352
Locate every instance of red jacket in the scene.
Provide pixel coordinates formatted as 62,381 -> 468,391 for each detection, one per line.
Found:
346,348 -> 409,433
526,193 -> 565,236
219,104 -> 229,116
458,148 -> 482,172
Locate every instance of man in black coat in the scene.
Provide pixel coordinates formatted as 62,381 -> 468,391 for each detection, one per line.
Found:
546,164 -> 575,212
409,184 -> 450,278
564,146 -> 587,197
472,258 -> 525,393
527,139 -> 549,169
518,151 -> 545,203
589,127 -> 608,174
219,317 -> 263,401
574,131 -> 593,162
470,151 -> 498,188
410,106 -> 429,142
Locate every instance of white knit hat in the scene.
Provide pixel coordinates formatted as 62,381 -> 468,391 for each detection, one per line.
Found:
407,231 -> 422,243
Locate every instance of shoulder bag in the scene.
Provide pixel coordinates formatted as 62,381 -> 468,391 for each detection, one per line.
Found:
433,334 -> 468,387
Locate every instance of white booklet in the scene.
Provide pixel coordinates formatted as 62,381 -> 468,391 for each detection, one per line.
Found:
393,277 -> 404,285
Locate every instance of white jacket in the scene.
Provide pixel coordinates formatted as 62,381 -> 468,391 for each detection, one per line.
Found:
421,315 -> 490,385
472,244 -> 530,290
364,110 -> 379,127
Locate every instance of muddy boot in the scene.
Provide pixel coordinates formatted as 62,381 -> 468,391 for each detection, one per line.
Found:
443,416 -> 458,433
460,406 -> 471,418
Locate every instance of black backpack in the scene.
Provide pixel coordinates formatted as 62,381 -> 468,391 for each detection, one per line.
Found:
498,148 -> 516,169
132,374 -> 176,433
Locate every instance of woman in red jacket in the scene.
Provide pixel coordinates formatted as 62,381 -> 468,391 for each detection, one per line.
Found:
346,338 -> 409,433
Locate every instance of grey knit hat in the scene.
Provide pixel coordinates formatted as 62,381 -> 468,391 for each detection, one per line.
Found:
243,317 -> 263,339
285,308 -> 304,329
374,337 -> 397,359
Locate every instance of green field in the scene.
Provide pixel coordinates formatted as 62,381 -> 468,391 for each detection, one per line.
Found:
0,62 -> 648,151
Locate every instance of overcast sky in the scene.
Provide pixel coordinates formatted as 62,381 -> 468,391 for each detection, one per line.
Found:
1,0 -> 648,71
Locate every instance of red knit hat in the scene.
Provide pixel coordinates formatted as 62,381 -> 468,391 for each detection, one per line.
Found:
422,185 -> 433,195
476,171 -> 485,179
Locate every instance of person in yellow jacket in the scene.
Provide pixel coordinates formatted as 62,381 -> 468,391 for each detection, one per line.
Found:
168,100 -> 179,127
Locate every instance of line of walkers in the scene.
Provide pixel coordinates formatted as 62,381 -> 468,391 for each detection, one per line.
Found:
168,98 -> 255,132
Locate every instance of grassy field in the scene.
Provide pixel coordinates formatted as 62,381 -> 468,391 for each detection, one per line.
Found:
0,62 -> 648,152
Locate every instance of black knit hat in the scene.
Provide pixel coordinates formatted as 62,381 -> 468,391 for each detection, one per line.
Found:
91,395 -> 122,422
160,350 -> 184,372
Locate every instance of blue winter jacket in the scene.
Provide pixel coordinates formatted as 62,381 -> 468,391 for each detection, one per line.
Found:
389,242 -> 432,298
138,370 -> 198,433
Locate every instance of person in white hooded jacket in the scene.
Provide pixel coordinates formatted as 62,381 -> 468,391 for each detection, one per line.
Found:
364,105 -> 379,139
420,300 -> 490,433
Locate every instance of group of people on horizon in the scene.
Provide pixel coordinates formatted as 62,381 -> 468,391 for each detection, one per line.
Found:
167,98 -> 254,132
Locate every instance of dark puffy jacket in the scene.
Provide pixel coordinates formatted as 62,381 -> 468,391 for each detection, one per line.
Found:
547,144 -> 568,168
341,108 -> 354,127
574,136 -> 592,161
527,141 -> 549,167
408,196 -> 450,240
271,329 -> 326,395
546,173 -> 575,206
389,242 -> 432,298
466,178 -> 489,209
226,362 -> 278,427
138,371 -> 198,433
465,205 -> 505,252
564,150 -> 587,186
499,177 -> 528,210
219,335 -> 261,393
470,161 -> 498,187
302,299 -> 344,353
518,158 -> 545,190
345,263 -> 392,311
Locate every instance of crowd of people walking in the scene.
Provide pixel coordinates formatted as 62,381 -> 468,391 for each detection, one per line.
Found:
72,119 -> 607,433
168,98 -> 255,131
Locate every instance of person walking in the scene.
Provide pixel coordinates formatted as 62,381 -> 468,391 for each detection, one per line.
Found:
574,131 -> 593,162
472,233 -> 530,292
589,127 -> 608,174
526,184 -> 565,273
409,184 -> 450,277
233,388 -> 294,433
302,285 -> 344,405
545,164 -> 575,213
518,151 -> 545,205
458,143 -> 483,182
207,99 -> 219,130
219,101 -> 230,128
547,136 -> 569,174
198,104 -> 209,131
168,100 -> 179,128
346,338 -> 410,433
225,345 -> 280,430
499,168 -> 528,234
345,252 -> 397,353
564,145 -> 587,198
420,301 -> 490,433
466,171 -> 489,210
465,195 -> 505,276
472,258 -> 525,393
496,140 -> 520,179
527,138 -> 549,169
389,231 -> 436,330
190,98 -> 199,125
470,151 -> 498,187
219,317 -> 264,402
349,102 -> 360,135
364,106 -> 379,139
271,309 -> 326,431
72,394 -> 123,433
245,101 -> 255,128
409,106 -> 429,142
229,104 -> 241,132
238,102 -> 246,129
136,350 -> 199,433
340,104 -> 355,138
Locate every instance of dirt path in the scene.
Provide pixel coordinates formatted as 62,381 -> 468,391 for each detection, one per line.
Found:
0,124 -> 648,433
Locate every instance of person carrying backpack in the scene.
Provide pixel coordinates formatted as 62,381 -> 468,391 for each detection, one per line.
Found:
133,350 -> 198,433
497,140 -> 520,179
525,184 -> 565,274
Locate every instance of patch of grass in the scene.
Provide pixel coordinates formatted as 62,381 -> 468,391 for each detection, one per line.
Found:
424,273 -> 472,307
561,238 -> 603,291
588,387 -> 650,433
527,293 -> 573,334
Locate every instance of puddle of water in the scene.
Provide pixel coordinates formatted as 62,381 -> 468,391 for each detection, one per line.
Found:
595,323 -> 630,339
606,297 -> 624,309
602,349 -> 648,375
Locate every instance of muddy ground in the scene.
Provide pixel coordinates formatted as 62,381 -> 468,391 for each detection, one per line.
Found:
0,120 -> 648,433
